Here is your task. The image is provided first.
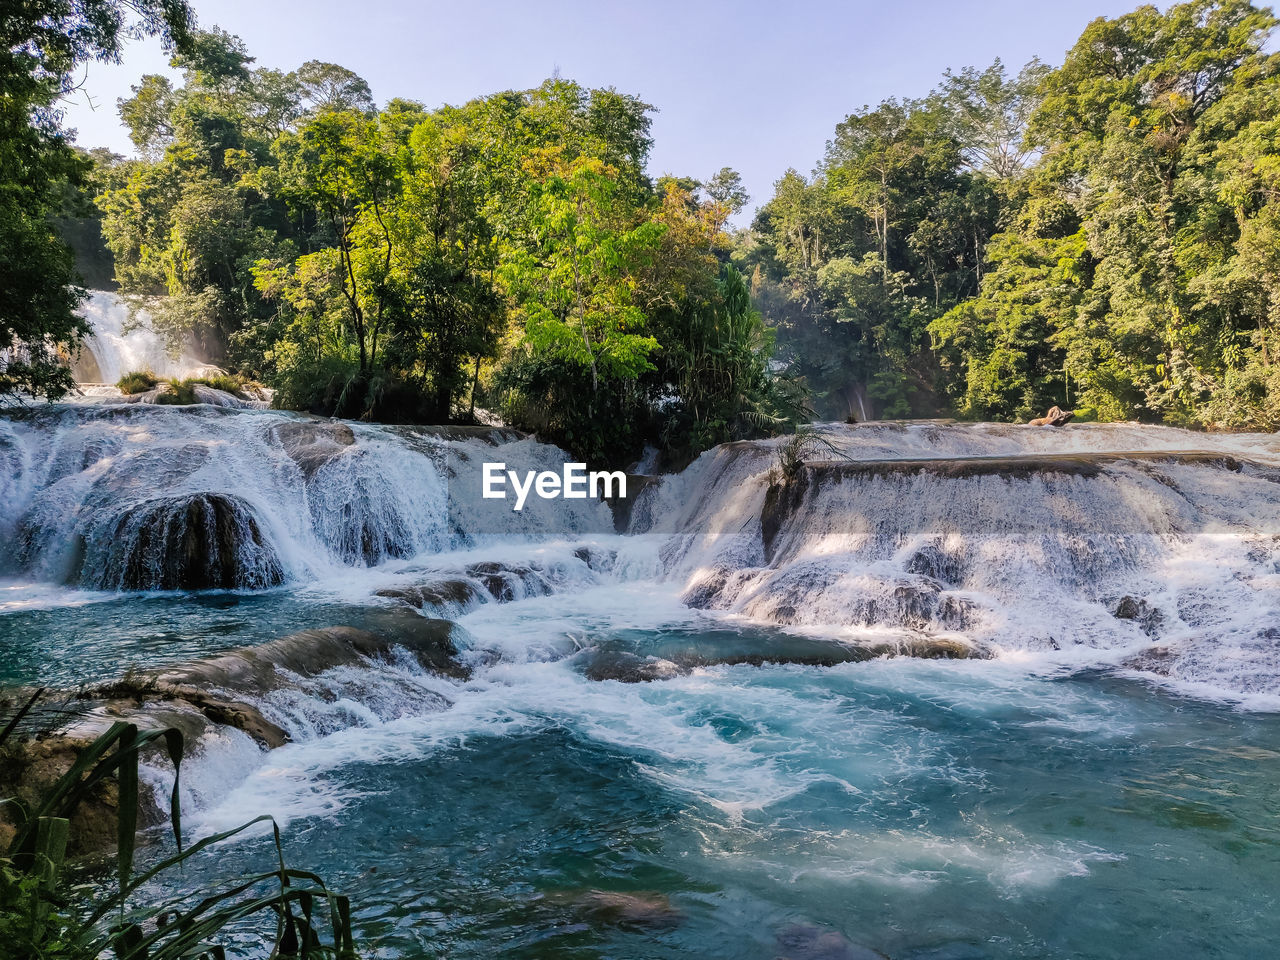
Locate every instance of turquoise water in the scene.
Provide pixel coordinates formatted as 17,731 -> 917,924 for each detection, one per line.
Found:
132,608 -> 1280,959
5,571 -> 1278,958
0,582 -> 418,688
6,400 -> 1280,957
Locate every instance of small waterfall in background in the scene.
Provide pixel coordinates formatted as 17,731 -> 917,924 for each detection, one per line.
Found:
71,290 -> 216,384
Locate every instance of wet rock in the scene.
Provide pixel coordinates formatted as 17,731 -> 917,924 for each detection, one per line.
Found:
776,923 -> 888,960
577,632 -> 983,682
1029,405 -> 1075,427
681,566 -> 731,609
905,544 -> 965,586
157,620 -> 470,692
82,492 -> 284,591
1109,595 -> 1164,636
376,578 -> 483,613
1121,645 -> 1178,675
0,732 -> 131,858
86,679 -> 289,749
0,618 -> 470,856
862,636 -> 980,660
464,562 -> 554,601
378,562 -> 567,611
579,651 -> 683,683
570,890 -> 683,930
935,594 -> 979,630
268,419 -> 356,479
761,474 -> 809,561
189,384 -> 252,408
119,382 -> 176,404
573,546 -> 618,574
606,474 -> 660,533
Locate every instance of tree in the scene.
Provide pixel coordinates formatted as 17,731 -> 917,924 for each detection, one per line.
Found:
1,0 -> 192,399
296,60 -> 375,115
703,166 -> 749,231
932,58 -> 1049,181
940,0 -> 1280,424
502,150 -> 662,392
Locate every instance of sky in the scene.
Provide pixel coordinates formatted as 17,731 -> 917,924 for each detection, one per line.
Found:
62,0 -> 1148,220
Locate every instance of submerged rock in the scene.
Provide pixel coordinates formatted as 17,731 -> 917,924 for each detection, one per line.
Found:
81,492 -> 284,591
776,923 -> 888,960
565,890 -> 684,930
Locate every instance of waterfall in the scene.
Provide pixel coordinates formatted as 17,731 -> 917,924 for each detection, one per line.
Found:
0,404 -> 616,591
4,407 -> 1280,698
628,420 -> 1280,695
72,290 -> 215,384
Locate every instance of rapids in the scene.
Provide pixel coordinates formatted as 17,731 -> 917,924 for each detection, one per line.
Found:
2,401 -> 1279,958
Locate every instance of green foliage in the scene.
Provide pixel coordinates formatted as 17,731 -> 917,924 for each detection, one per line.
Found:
933,0 -> 1280,428
0,690 -> 357,960
502,151 -> 662,389
743,91 -> 1003,420
1,1 -> 192,398
116,371 -> 158,395
91,44 -> 799,458
150,376 -> 249,405
775,426 -> 846,483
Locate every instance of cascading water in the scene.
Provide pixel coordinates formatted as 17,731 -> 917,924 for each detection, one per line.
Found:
629,421 -> 1280,698
3,406 -> 1280,959
71,290 -> 215,384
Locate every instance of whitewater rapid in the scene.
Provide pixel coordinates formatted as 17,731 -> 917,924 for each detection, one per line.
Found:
5,403 -> 1280,958
3,405 -> 1280,702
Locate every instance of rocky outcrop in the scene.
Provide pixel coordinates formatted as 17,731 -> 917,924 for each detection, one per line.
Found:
604,474 -> 660,532
375,560 -> 580,613
81,492 -> 284,591
156,619 -> 470,693
1029,405 -> 1075,426
578,633 -> 981,682
268,419 -> 357,478
0,619 -> 469,857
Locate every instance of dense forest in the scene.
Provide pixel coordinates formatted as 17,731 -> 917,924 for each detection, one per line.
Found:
745,0 -> 1280,429
7,0 -> 1280,467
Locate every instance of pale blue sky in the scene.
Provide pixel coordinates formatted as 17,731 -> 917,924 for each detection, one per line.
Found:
62,0 -> 1146,218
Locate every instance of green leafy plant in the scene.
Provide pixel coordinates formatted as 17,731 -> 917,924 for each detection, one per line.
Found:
775,426 -> 847,483
0,690 -> 358,960
116,372 -> 159,395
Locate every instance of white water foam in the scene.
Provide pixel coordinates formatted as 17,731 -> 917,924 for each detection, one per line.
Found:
72,291 -> 214,384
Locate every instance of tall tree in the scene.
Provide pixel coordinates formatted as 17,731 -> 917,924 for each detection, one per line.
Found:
1,0 -> 192,398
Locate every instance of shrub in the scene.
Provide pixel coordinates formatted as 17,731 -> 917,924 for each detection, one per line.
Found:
154,379 -> 196,405
776,426 -> 845,483
154,377 -> 247,405
195,374 -> 250,398
116,371 -> 158,395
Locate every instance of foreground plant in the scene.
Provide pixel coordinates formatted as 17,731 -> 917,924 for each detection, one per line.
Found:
0,690 -> 357,960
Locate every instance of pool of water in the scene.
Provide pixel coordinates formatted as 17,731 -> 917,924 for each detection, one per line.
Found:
0,578 -> 417,688
61,579 -> 1273,960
